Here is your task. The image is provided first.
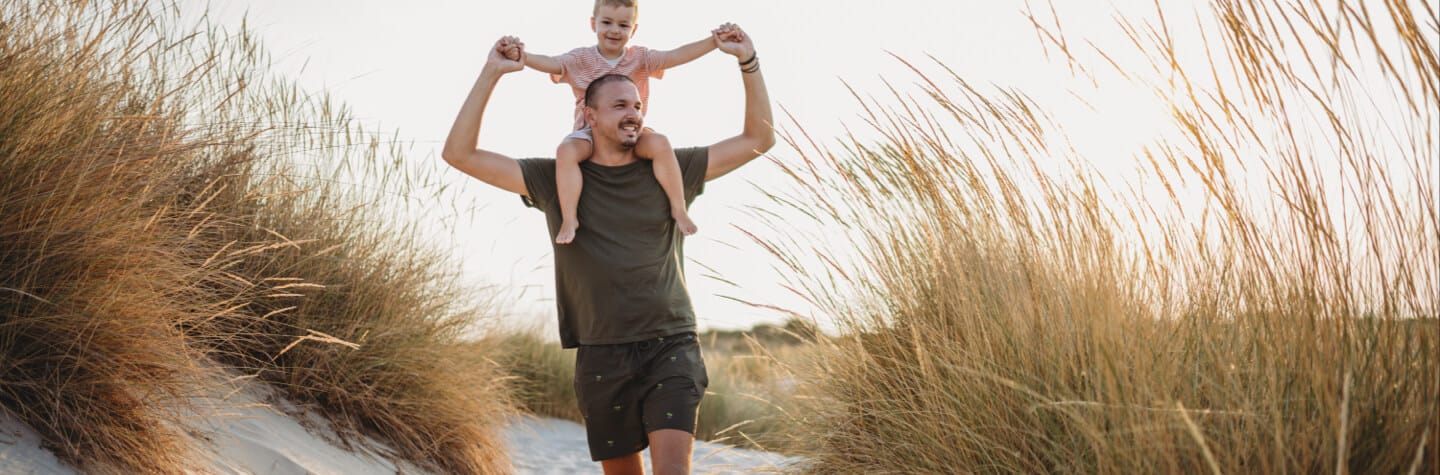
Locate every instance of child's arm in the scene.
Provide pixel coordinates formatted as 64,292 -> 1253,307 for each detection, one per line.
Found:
658,34 -> 720,70
522,51 -> 565,76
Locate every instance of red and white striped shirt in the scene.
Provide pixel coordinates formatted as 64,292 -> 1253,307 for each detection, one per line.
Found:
551,45 -> 670,131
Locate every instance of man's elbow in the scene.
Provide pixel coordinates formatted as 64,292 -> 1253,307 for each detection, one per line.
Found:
440,147 -> 468,167
751,130 -> 777,155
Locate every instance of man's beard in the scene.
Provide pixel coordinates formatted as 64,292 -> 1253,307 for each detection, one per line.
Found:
617,119 -> 642,149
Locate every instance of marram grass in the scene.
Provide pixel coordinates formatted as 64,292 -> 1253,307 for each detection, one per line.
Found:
763,1 -> 1438,473
1,1 -> 511,473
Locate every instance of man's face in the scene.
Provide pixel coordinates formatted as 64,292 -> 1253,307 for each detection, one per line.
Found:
590,4 -> 638,54
585,81 -> 644,149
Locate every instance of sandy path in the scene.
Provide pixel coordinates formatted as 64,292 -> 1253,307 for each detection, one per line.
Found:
503,416 -> 800,474
3,406 -> 799,474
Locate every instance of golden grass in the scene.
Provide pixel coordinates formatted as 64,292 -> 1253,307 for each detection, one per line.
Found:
759,1 -> 1439,473
1,1 -> 510,473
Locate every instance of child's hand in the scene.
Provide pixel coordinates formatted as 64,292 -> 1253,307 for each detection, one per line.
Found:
498,36 -> 525,61
714,24 -> 753,60
712,22 -> 742,45
487,36 -> 525,74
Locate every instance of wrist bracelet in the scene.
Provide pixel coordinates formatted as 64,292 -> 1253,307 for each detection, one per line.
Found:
738,51 -> 757,66
741,61 -> 760,74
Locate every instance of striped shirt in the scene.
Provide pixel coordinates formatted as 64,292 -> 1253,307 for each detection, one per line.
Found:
551,45 -> 670,131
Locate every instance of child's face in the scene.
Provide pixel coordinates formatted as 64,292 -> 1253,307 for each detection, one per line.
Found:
590,4 -> 638,54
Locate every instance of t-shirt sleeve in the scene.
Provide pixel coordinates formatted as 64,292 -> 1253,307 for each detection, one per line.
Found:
550,48 -> 583,85
675,146 -> 707,203
637,46 -> 667,79
517,158 -> 558,211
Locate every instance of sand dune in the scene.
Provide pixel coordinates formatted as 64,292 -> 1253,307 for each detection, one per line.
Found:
1,387 -> 798,474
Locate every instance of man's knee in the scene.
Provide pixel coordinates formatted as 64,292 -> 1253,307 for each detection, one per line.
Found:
647,429 -> 694,475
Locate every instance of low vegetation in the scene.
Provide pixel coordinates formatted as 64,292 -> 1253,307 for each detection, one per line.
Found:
0,2 -> 510,473
763,0 -> 1438,473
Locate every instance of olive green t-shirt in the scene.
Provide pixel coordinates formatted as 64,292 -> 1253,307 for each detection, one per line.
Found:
518,147 -> 708,348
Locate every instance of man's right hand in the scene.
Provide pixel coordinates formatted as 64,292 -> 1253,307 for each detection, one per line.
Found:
488,36 -> 525,75
714,25 -> 752,61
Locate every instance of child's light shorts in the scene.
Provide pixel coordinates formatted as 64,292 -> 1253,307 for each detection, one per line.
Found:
564,128 -> 593,142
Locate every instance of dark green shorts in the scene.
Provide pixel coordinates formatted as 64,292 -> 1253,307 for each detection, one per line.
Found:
573,332 -> 708,461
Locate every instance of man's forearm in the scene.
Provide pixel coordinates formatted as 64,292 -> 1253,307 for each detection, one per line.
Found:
441,38 -> 527,194
443,68 -> 503,160
703,37 -> 777,181
738,59 -> 774,152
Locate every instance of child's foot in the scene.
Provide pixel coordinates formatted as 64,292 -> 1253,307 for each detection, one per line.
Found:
673,212 -> 698,236
556,220 -> 580,244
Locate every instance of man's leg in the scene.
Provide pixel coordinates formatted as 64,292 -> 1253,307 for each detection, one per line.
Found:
647,429 -> 695,475
575,345 -> 650,472
600,452 -> 645,475
640,334 -> 709,475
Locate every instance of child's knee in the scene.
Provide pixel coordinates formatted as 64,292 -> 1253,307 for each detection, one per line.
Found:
636,130 -> 671,159
557,137 -> 592,162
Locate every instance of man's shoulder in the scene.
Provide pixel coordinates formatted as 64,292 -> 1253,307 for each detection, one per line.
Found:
517,157 -> 558,182
517,156 -> 557,169
674,146 -> 707,162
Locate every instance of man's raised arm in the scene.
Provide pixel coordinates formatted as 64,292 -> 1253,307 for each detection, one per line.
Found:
442,37 -> 528,195
705,26 -> 776,181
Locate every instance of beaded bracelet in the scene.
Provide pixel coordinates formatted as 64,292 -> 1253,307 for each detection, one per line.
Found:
738,51 -> 758,67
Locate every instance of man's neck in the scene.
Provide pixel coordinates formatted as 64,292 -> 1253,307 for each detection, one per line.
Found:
588,143 -> 638,167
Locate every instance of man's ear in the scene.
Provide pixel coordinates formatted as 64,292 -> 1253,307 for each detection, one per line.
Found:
584,108 -> 596,128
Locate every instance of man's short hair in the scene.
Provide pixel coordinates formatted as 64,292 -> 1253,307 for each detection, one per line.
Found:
584,74 -> 637,108
593,0 -> 637,16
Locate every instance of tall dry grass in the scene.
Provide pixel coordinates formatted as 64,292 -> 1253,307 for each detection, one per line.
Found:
1,1 -> 510,473
763,1 -> 1438,473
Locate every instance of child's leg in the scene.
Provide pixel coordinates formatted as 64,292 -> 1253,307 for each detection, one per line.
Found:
635,130 -> 697,236
555,135 -> 592,244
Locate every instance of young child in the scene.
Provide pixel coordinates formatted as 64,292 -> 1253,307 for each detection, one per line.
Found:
508,0 -> 729,244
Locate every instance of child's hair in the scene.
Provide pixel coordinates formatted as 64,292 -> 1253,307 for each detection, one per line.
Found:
593,0 -> 637,16
584,74 -> 636,108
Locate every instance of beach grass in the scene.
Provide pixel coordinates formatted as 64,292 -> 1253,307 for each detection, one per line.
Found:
0,1 -> 511,473
760,0 -> 1439,473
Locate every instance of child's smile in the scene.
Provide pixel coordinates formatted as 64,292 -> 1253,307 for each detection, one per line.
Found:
591,4 -> 638,58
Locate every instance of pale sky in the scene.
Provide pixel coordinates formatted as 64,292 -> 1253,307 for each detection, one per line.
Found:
195,1 -> 1415,333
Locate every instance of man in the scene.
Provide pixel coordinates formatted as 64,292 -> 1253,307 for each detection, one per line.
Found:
441,27 -> 772,475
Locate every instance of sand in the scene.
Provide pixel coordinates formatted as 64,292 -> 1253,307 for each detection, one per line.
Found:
1,386 -> 799,474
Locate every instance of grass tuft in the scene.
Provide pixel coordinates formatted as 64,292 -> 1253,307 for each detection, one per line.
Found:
761,1 -> 1439,473
1,1 -> 512,473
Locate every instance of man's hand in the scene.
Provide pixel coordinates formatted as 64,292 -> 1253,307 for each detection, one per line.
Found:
710,22 -> 736,48
488,36 -> 525,74
714,24 -> 753,60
